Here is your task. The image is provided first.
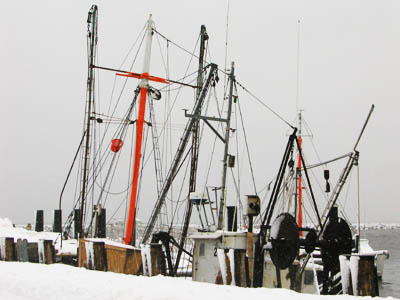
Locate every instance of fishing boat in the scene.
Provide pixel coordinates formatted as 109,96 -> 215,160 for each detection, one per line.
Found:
58,5 -> 387,296
189,106 -> 390,296
59,4 -> 229,276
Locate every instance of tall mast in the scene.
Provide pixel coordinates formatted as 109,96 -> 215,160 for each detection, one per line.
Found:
173,25 -> 208,274
217,62 -> 235,230
124,15 -> 154,246
80,5 -> 98,238
297,111 -> 303,235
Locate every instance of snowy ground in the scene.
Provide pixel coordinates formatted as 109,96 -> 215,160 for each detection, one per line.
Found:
0,262 -> 397,300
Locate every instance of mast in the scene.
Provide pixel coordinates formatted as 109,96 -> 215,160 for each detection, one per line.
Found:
79,5 -> 98,238
124,15 -> 154,246
217,62 -> 235,230
173,25 -> 208,274
297,111 -> 303,236
142,63 -> 218,243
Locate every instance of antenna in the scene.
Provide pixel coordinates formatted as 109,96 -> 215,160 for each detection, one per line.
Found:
295,20 -> 301,112
223,0 -> 230,96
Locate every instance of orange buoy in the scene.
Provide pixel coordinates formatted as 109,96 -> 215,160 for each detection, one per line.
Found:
111,139 -> 123,152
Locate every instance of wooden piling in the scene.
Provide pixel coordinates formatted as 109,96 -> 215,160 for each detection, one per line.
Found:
150,243 -> 166,276
83,240 -> 107,271
74,209 -> 81,239
16,239 -> 29,262
95,208 -> 106,238
53,209 -> 62,233
227,206 -> 237,232
233,249 -> 247,287
1,237 -> 15,261
27,242 -> 39,263
38,240 -> 55,264
246,232 -> 254,287
340,254 -> 379,296
35,210 -> 44,232
355,255 -> 379,296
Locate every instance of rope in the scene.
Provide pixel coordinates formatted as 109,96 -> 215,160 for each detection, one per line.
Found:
236,80 -> 294,129
236,83 -> 258,195
153,28 -> 201,61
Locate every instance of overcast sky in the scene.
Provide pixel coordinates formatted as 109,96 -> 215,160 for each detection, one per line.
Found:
1,0 -> 399,225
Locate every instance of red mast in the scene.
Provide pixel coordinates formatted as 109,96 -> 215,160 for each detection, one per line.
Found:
124,16 -> 155,246
297,135 -> 303,236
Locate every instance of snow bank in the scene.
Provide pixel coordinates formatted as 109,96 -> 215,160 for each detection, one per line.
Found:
0,218 -> 13,228
0,262 -> 397,300
0,217 -> 77,256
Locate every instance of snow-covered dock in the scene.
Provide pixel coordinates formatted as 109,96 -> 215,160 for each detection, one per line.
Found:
0,261 -> 398,300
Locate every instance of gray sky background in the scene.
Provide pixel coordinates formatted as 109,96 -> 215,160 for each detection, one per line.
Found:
1,0 -> 399,225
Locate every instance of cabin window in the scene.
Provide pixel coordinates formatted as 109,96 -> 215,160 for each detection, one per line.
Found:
304,270 -> 314,285
199,243 -> 205,256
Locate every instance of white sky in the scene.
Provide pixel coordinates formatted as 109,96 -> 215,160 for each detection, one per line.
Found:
1,0 -> 399,225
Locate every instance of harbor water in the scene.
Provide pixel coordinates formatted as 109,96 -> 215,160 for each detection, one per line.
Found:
363,229 -> 400,298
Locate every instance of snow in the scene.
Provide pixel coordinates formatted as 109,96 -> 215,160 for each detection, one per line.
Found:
85,241 -> 94,269
216,248 -> 227,285
141,244 -> 152,276
0,217 -> 77,256
37,240 -> 45,263
227,249 -> 236,286
349,255 -> 360,296
0,262 -> 398,300
339,255 -> 351,294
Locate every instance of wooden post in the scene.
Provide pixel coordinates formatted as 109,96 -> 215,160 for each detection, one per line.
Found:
246,232 -> 254,287
234,249 -> 247,287
74,209 -> 81,239
27,242 -> 39,263
38,240 -> 55,264
78,239 -> 86,268
0,237 -> 15,261
150,243 -> 166,276
16,239 -> 29,262
53,209 -> 62,233
351,255 -> 379,296
95,208 -> 106,238
85,240 -> 107,271
35,210 -> 44,232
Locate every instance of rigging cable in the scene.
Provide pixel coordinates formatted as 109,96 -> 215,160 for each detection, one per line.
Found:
236,80 -> 294,129
59,131 -> 86,212
235,83 -> 258,195
153,28 -> 201,62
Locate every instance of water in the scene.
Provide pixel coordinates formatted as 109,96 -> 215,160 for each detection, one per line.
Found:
362,229 -> 400,298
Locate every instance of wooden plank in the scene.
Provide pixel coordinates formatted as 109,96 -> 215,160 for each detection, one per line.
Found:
105,244 -> 142,275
